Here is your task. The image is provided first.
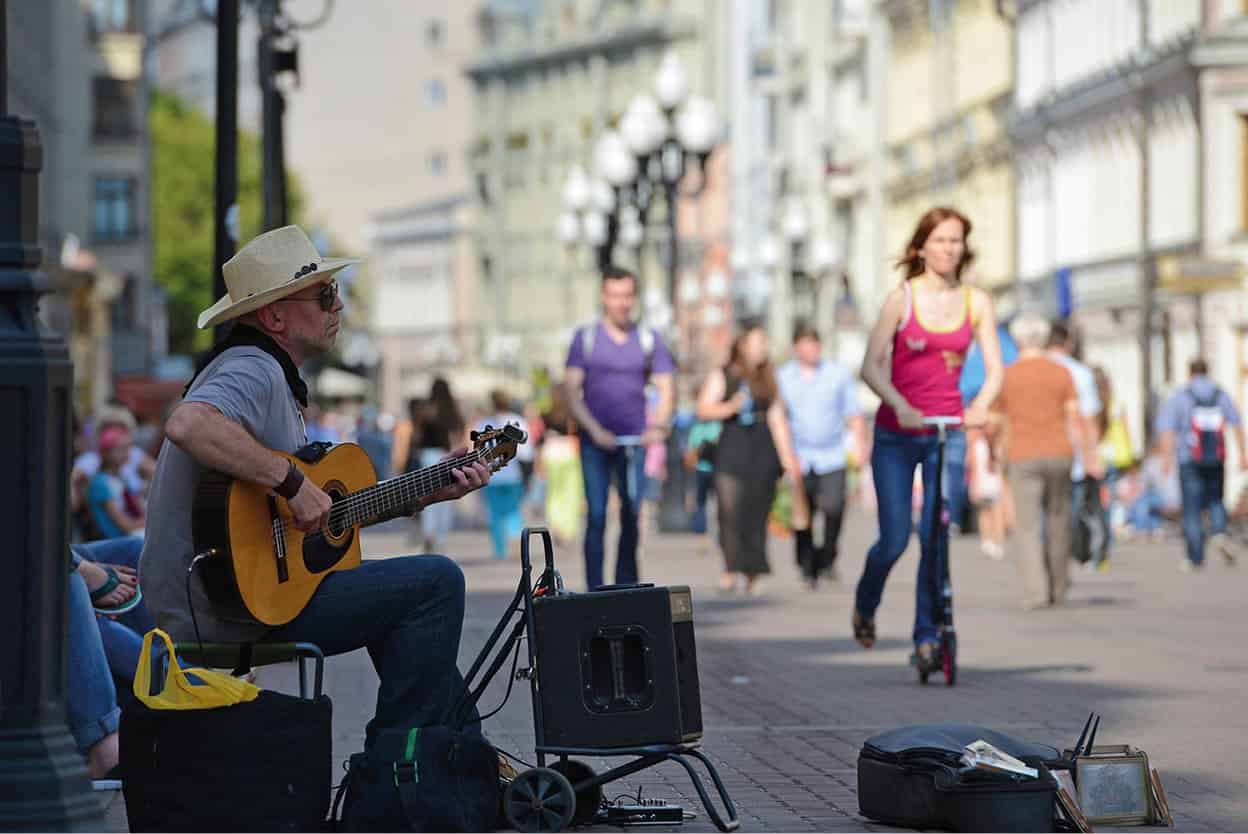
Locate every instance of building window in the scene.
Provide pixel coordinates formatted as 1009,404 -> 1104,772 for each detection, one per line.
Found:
93,177 -> 137,242
425,78 -> 447,107
426,19 -> 444,47
428,150 -> 447,176
91,0 -> 135,33
92,78 -> 138,140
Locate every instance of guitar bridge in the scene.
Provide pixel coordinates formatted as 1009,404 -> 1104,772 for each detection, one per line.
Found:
267,494 -> 289,583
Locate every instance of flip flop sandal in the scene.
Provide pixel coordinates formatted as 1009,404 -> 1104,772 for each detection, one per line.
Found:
852,610 -> 876,649
90,566 -> 143,616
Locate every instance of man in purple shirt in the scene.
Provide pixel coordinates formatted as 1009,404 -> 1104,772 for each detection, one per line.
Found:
564,266 -> 675,589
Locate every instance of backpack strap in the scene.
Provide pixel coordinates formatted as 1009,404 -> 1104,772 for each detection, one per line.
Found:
578,322 -> 596,361
640,326 -> 656,380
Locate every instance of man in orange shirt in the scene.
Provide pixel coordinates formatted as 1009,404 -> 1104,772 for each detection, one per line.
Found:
992,313 -> 1092,609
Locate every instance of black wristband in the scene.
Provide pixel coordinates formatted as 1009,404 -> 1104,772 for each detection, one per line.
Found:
275,460 -> 304,499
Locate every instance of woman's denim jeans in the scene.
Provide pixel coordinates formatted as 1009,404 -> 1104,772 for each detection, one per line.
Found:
73,536 -> 155,683
856,426 -> 958,646
67,571 -> 120,753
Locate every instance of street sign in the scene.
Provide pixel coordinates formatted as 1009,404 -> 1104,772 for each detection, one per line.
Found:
1156,255 -> 1245,294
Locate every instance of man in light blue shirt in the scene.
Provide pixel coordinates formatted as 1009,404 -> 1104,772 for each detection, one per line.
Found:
777,323 -> 866,588
1156,357 -> 1246,570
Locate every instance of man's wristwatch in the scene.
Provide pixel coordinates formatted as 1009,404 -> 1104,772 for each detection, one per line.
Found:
275,459 -> 305,499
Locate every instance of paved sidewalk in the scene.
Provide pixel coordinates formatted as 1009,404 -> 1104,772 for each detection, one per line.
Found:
101,506 -> 1247,831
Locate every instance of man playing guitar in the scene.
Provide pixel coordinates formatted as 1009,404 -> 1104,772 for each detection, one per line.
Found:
140,225 -> 491,744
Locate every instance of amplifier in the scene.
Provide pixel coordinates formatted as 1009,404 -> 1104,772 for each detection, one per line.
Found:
532,584 -> 702,749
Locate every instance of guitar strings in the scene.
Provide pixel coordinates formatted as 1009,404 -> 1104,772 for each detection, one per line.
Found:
275,449 -> 490,541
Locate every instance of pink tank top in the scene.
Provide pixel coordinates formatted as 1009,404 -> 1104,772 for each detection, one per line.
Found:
876,280 -> 976,434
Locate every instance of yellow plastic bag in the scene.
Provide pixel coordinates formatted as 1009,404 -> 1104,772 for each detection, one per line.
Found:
1103,409 -> 1134,470
133,628 -> 261,710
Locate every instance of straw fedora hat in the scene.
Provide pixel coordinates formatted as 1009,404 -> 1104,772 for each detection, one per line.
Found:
197,225 -> 360,329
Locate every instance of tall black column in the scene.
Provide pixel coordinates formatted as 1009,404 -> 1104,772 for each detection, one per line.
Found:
214,0 -> 239,341
0,0 -> 101,827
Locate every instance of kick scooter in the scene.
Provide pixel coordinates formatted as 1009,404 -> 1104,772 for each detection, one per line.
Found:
917,415 -> 960,686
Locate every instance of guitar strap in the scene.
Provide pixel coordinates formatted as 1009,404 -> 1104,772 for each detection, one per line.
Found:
185,323 -> 309,408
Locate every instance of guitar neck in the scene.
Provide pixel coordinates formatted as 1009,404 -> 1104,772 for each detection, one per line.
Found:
339,451 -> 483,530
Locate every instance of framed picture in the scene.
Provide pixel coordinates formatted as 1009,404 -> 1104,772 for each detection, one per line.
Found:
1076,750 -> 1153,826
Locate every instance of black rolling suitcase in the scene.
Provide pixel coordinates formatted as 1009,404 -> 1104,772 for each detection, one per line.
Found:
857,724 -> 1063,832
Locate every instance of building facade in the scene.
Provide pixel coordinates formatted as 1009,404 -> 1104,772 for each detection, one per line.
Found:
8,0 -> 157,413
1010,0 -> 1248,453
882,0 -> 1016,299
466,0 -> 730,376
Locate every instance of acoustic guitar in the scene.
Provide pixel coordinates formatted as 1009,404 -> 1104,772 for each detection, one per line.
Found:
193,424 -> 527,626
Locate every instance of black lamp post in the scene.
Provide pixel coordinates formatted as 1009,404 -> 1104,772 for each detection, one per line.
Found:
0,0 -> 102,827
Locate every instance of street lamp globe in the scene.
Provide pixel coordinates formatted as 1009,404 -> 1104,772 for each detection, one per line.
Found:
556,212 -> 580,245
562,165 -> 591,211
583,211 -> 609,247
589,178 -> 616,214
622,94 -> 666,156
675,96 -> 720,154
594,130 -> 638,187
620,218 -> 645,249
654,50 -> 690,111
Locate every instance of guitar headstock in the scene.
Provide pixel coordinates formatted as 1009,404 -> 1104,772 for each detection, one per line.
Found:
471,423 -> 528,473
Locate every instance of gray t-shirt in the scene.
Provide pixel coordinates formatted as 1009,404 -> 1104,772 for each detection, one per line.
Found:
140,347 -> 307,643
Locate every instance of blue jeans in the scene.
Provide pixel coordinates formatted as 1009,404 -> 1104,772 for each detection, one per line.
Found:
483,481 -> 525,559
579,435 -> 646,590
943,428 -> 968,530
856,427 -> 956,646
1128,489 -> 1163,532
1179,463 -> 1227,565
267,554 -> 471,746
67,570 -> 120,754
73,536 -> 156,683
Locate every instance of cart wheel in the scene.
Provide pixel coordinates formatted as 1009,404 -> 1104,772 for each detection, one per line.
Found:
504,767 -> 576,833
943,633 -> 957,686
550,759 -> 603,826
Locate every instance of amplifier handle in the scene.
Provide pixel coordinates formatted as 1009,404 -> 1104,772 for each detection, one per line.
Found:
520,526 -> 556,579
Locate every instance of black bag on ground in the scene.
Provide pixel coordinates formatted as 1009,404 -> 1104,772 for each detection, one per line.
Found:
333,725 -> 500,832
857,723 -> 1062,832
121,689 -> 333,832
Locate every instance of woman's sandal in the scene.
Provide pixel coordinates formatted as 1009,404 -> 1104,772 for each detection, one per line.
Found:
89,565 -> 143,616
852,610 -> 876,649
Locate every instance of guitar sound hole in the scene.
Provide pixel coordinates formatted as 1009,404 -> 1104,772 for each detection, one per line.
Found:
326,488 -> 348,538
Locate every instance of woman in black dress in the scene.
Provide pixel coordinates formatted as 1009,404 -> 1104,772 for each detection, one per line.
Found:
696,322 -> 804,594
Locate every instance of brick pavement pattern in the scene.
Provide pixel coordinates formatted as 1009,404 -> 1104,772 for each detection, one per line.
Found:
102,506 -> 1247,832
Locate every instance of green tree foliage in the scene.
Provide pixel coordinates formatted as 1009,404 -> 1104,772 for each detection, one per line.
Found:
149,92 -> 304,354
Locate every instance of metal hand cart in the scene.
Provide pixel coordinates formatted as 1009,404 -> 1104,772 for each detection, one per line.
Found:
452,527 -> 739,832
916,416 -> 960,686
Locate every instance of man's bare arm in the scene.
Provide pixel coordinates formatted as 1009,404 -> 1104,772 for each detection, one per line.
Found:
563,367 -> 613,446
164,401 -> 290,488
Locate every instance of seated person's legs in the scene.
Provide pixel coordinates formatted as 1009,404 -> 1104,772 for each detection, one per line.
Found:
267,554 -> 471,746
67,571 -> 121,780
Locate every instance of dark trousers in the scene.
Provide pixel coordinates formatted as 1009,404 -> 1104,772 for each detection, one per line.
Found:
579,435 -> 645,589
794,468 -> 848,580
1179,462 -> 1227,565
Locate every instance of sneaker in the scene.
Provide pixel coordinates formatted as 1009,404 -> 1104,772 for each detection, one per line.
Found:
1180,558 -> 1201,573
913,642 -> 939,674
1096,560 -> 1112,574
92,765 -> 122,792
980,541 -> 1004,561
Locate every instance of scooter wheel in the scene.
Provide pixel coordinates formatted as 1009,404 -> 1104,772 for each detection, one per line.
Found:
504,767 -> 576,832
943,633 -> 957,686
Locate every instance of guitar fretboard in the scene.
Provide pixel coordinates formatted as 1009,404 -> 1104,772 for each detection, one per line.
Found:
328,451 -> 484,530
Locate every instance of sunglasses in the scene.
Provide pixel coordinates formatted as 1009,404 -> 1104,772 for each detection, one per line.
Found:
278,280 -> 339,312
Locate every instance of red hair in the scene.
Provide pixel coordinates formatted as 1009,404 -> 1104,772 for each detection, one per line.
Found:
896,206 -> 976,282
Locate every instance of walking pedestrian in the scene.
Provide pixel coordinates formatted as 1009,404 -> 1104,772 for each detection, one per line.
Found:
991,313 -> 1090,609
696,321 -> 805,595
477,389 -> 529,559
563,265 -> 675,589
1156,358 -> 1246,571
853,206 -> 1002,674
777,321 -> 866,588
1047,321 -> 1107,568
539,383 -> 584,545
